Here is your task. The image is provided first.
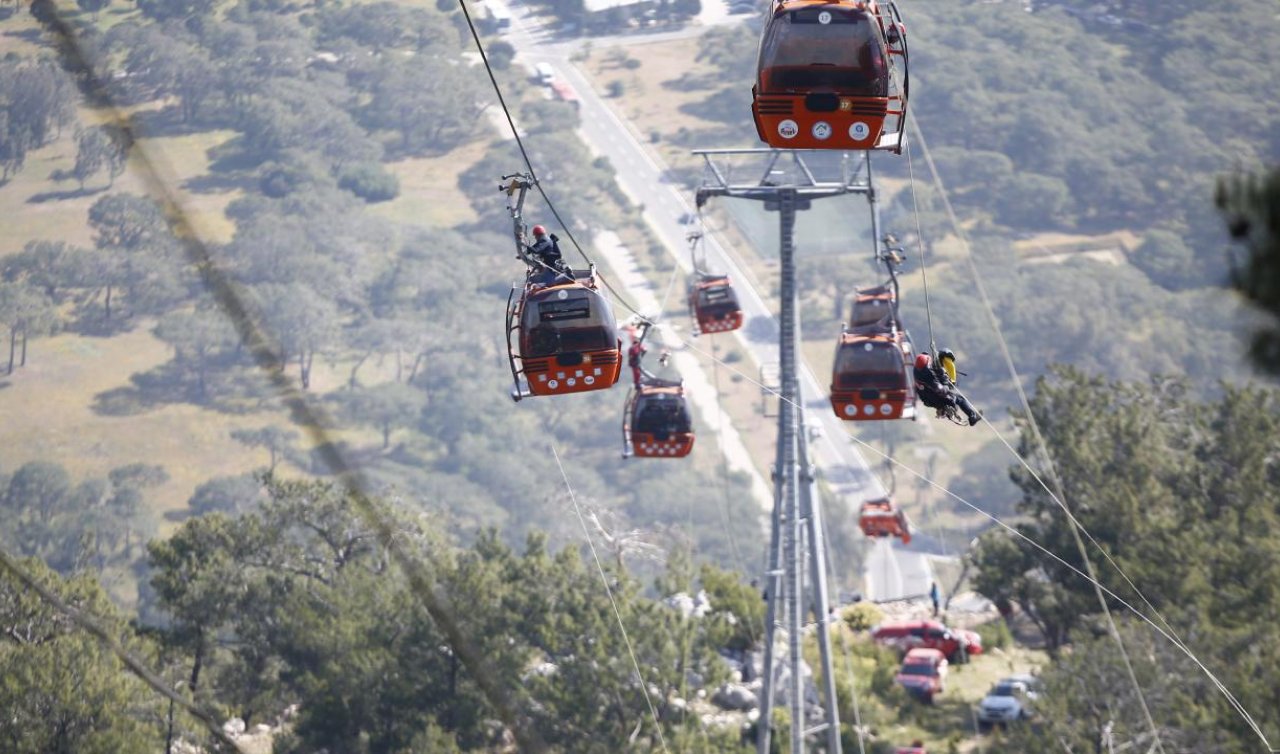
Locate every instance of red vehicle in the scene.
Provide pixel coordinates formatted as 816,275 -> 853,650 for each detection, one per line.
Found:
871,619 -> 982,664
895,647 -> 946,703
895,741 -> 926,754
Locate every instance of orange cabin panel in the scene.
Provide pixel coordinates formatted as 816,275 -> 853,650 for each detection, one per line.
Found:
752,0 -> 903,151
859,497 -> 910,544
690,276 -> 744,335
830,333 -> 915,421
626,385 -> 695,459
516,280 -> 622,396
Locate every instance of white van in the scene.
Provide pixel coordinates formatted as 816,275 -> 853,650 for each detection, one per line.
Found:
535,63 -> 554,85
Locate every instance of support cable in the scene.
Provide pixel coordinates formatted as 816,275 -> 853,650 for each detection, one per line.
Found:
844,428 -> 1278,753
632,319 -> 1276,751
550,443 -> 670,754
906,116 -> 1172,753
456,0 -> 647,318
27,4 -> 545,749
902,139 -> 938,355
0,548 -> 246,754
813,486 -> 869,754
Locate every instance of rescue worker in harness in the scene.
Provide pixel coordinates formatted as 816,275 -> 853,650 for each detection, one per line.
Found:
627,322 -> 671,387
525,224 -> 571,285
914,350 -> 982,426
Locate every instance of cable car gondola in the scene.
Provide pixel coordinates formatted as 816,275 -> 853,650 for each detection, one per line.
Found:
622,321 -> 694,458
690,274 -> 744,335
858,496 -> 910,544
685,228 -> 744,336
752,0 -> 908,151
848,283 -> 896,331
502,174 -> 622,401
830,279 -> 916,420
623,381 -> 695,458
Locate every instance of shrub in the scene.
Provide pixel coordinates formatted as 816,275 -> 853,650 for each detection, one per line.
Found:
338,163 -> 400,203
974,618 -> 1013,651
842,601 -> 883,632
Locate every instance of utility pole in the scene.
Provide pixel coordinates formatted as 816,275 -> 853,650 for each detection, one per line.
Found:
695,149 -> 876,754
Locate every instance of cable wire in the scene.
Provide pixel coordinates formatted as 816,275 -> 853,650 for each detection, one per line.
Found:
843,429 -> 1277,752
455,0 -> 592,266
455,0 -> 652,323
904,115 -> 1172,752
25,3 -> 549,749
625,311 -> 1276,749
902,137 -> 938,355
0,548 -> 247,753
550,443 -> 670,754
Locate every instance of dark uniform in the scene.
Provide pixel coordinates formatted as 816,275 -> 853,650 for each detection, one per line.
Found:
526,232 -> 570,285
914,361 -> 981,425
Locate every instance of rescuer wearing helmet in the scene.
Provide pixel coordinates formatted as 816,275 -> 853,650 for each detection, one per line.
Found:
913,351 -> 981,426
525,224 -> 569,284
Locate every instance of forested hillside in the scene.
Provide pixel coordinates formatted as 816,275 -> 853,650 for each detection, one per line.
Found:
678,0 -> 1278,404
971,368 -> 1280,751
0,0 -> 762,587
2,0 -> 1278,750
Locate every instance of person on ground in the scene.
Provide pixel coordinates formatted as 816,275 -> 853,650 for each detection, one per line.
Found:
913,352 -> 981,426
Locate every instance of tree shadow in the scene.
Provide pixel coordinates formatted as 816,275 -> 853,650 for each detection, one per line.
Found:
678,87 -> 753,125
126,105 -> 207,139
2,27 -> 43,43
207,137 -> 265,174
92,359 -> 280,417
27,185 -> 109,203
65,314 -> 137,339
662,71 -> 722,92
182,172 -> 257,194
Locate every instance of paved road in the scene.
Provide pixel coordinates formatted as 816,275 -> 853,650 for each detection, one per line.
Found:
491,0 -> 931,599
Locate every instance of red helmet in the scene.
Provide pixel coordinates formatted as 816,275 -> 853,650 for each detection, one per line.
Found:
914,353 -> 930,369
531,225 -> 547,237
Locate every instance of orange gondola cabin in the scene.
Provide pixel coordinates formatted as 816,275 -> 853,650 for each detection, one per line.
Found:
830,283 -> 916,420
506,269 -> 622,400
859,496 -> 911,544
752,0 -> 908,151
689,273 -> 744,335
623,381 -> 695,458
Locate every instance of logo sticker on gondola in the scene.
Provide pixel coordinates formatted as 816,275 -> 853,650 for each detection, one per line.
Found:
557,289 -> 568,299
880,403 -> 893,415
818,10 -> 831,23
812,121 -> 832,140
849,121 -> 870,141
778,119 -> 799,139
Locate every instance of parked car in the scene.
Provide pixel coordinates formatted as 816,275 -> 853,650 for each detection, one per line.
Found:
895,647 -> 947,703
870,619 -> 982,664
895,742 -> 926,754
977,674 -> 1042,728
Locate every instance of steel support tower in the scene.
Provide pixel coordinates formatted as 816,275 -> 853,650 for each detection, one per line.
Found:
695,149 -> 877,754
